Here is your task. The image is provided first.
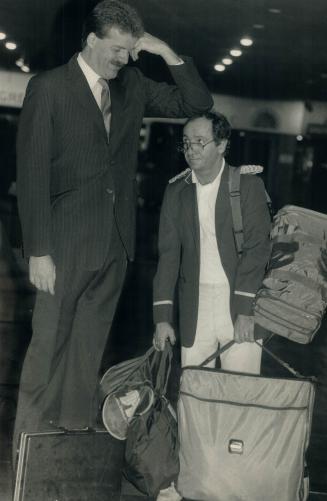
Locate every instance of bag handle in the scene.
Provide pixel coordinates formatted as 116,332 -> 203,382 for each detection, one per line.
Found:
256,341 -> 306,379
200,339 -> 307,380
121,345 -> 172,394
199,340 -> 235,367
154,343 -> 173,395
121,346 -> 156,384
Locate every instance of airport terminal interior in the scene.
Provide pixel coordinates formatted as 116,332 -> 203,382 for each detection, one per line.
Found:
1,0 -> 327,499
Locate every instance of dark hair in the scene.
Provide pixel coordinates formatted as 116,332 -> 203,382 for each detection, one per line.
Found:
185,110 -> 231,155
82,0 -> 144,47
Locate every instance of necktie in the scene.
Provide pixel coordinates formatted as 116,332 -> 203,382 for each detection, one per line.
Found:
98,78 -> 111,138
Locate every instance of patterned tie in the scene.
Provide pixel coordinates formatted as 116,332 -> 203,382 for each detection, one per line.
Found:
98,78 -> 111,138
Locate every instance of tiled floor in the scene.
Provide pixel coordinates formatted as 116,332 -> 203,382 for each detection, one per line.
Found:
0,232 -> 326,499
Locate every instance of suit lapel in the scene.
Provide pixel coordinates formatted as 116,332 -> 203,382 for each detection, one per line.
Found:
215,163 -> 237,282
181,175 -> 200,260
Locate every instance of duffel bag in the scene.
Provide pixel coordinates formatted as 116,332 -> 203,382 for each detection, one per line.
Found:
124,344 -> 179,497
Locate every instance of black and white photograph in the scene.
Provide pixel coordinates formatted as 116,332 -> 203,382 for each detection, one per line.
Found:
0,1 -> 327,500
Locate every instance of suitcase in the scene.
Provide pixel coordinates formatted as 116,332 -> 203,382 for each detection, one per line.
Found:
13,429 -> 125,501
177,342 -> 315,501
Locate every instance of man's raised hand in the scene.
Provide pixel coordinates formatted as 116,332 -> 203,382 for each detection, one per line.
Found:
131,32 -> 182,65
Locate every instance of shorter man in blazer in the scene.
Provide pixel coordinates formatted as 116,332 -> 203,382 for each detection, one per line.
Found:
153,111 -> 271,374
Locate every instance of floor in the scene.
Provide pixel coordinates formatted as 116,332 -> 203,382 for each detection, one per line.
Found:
0,220 -> 327,500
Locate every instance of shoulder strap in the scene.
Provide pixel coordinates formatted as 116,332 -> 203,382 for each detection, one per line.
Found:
228,166 -> 273,257
200,339 -> 311,380
228,167 -> 244,256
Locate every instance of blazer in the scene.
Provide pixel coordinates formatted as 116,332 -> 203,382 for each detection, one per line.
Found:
153,164 -> 271,348
16,54 -> 213,270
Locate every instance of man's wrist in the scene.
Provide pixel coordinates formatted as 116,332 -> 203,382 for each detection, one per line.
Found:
160,45 -> 184,65
157,321 -> 171,327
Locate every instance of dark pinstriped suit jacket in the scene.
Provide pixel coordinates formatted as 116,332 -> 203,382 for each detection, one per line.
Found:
16,54 -> 213,270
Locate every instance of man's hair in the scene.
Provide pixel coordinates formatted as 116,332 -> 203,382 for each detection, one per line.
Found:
82,0 -> 144,47
185,110 -> 231,155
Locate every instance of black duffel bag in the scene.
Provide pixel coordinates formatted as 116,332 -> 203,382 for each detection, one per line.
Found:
123,344 -> 179,497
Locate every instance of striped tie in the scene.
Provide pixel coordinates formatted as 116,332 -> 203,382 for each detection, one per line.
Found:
98,78 -> 111,138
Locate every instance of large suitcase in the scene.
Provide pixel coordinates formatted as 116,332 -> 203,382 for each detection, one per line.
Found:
13,429 -> 125,501
177,342 -> 315,501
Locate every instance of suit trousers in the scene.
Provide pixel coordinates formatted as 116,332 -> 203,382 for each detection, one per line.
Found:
13,221 -> 127,461
181,283 -> 262,373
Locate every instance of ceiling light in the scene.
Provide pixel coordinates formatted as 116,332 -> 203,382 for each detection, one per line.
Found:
21,65 -> 30,73
222,58 -> 233,65
269,8 -> 282,14
253,24 -> 265,29
16,58 -> 24,67
230,48 -> 242,57
214,64 -> 225,72
296,135 -> 303,142
5,41 -> 17,50
0,32 -> 6,40
240,37 -> 253,47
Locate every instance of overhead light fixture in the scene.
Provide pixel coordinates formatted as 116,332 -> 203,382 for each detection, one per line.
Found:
214,64 -> 225,72
0,32 -> 6,40
253,24 -> 265,29
230,48 -> 242,57
16,58 -> 24,68
240,37 -> 253,47
5,41 -> 17,50
21,65 -> 30,73
222,57 -> 233,65
269,8 -> 282,14
296,135 -> 303,142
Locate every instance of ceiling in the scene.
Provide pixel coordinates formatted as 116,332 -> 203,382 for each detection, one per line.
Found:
1,0 -> 327,102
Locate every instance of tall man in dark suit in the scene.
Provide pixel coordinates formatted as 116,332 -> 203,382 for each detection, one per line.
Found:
14,0 -> 213,456
153,111 -> 271,375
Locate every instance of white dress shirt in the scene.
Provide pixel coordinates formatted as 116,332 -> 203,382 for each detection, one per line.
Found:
192,159 -> 229,286
77,53 -> 109,109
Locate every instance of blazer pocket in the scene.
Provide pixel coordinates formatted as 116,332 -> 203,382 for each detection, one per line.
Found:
51,189 -> 78,209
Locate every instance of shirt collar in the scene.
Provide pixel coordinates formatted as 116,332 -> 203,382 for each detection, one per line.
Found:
77,53 -> 102,91
192,158 -> 225,186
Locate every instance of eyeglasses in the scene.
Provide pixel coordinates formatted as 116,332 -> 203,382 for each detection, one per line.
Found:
177,139 -> 215,153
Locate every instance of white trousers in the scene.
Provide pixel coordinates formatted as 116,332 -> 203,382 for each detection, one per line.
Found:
182,283 -> 262,374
